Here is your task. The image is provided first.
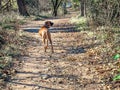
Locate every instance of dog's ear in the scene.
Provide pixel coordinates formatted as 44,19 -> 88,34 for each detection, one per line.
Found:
50,22 -> 54,26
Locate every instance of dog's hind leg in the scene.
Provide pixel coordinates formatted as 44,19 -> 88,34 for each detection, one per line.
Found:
48,33 -> 54,53
42,32 -> 48,52
49,38 -> 54,53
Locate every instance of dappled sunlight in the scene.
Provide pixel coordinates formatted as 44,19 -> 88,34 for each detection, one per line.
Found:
8,17 -> 113,90
0,0 -> 119,89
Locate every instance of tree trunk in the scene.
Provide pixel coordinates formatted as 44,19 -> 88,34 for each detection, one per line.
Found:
53,9 -> 57,16
80,0 -> 86,16
0,0 -> 1,8
51,0 -> 62,17
17,0 -> 29,16
62,2 -> 67,15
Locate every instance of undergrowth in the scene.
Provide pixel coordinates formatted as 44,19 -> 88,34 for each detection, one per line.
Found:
70,16 -> 89,31
0,13 -> 27,89
70,16 -> 120,89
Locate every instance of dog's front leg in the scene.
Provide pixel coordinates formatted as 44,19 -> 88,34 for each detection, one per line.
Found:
47,32 -> 54,53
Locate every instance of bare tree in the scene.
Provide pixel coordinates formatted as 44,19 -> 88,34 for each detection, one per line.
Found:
51,0 -> 63,16
62,0 -> 67,15
0,0 -> 1,8
17,0 -> 29,16
0,0 -> 12,12
80,0 -> 86,16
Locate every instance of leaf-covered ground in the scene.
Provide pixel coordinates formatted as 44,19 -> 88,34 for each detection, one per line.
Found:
5,18 -> 120,90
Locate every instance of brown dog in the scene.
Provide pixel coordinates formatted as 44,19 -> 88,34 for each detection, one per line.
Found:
38,21 -> 54,53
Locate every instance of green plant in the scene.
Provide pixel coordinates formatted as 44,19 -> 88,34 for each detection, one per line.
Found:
113,74 -> 120,81
114,54 -> 120,60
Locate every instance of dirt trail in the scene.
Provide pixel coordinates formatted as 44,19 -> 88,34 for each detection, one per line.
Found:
7,18 -> 105,90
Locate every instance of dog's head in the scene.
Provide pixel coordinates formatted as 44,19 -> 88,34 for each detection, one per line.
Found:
45,21 -> 54,28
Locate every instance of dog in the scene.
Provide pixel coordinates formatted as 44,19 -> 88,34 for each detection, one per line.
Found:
38,21 -> 54,53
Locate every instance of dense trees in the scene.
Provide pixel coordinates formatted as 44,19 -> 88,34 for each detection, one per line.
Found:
0,0 -> 119,25
70,0 -> 119,25
86,0 -> 120,25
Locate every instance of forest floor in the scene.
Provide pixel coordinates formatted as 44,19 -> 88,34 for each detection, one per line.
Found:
5,16 -> 119,90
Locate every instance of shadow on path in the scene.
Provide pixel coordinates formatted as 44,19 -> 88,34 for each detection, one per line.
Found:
23,26 -> 79,33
